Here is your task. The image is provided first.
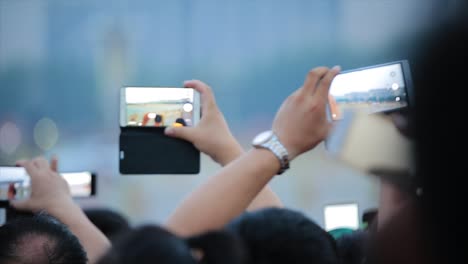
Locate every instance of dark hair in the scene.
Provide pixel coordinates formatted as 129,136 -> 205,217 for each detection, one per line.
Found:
98,224 -> 248,264
83,208 -> 131,242
175,118 -> 186,126
335,229 -> 368,264
411,9 -> 468,264
155,114 -> 163,123
187,230 -> 248,264
97,225 -> 197,264
0,213 -> 88,264
226,207 -> 339,264
362,208 -> 378,228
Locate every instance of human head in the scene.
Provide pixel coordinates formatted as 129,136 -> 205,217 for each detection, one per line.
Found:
155,114 -> 163,124
334,229 -> 368,264
98,224 -> 248,264
226,207 -> 339,264
83,208 -> 131,242
410,8 -> 468,263
97,225 -> 196,264
174,118 -> 187,127
0,213 -> 87,264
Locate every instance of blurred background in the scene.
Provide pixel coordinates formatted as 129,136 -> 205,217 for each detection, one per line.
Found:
0,0 -> 457,227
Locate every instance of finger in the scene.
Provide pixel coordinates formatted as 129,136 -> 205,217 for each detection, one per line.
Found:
50,155 -> 59,172
301,67 -> 329,95
164,126 -> 196,143
10,199 -> 31,211
184,80 -> 216,114
33,157 -> 49,170
314,65 -> 341,101
15,159 -> 28,167
21,160 -> 38,178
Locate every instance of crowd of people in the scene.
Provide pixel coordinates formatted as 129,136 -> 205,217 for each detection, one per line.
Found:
1,7 -> 467,264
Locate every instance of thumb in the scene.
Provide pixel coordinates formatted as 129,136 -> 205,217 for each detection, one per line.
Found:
10,199 -> 31,211
164,126 -> 195,142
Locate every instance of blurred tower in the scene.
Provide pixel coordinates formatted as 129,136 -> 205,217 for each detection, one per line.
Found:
95,23 -> 129,131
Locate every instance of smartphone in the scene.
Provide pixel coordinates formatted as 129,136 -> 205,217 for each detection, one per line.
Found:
0,166 -> 96,200
323,203 -> 359,231
328,60 -> 413,121
120,87 -> 200,128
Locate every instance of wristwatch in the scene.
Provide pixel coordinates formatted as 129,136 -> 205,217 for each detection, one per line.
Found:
252,130 -> 290,175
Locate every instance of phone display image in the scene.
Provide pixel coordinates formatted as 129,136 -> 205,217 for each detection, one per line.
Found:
121,87 -> 200,128
329,62 -> 408,121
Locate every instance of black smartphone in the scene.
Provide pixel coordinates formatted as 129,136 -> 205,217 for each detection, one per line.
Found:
119,86 -> 201,175
0,166 -> 96,200
328,60 -> 413,121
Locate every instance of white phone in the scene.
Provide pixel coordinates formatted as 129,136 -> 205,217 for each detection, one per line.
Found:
323,203 -> 359,231
0,167 -> 96,199
120,87 -> 200,128
328,60 -> 413,121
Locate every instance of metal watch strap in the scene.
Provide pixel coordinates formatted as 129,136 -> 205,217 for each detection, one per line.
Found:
261,134 -> 290,175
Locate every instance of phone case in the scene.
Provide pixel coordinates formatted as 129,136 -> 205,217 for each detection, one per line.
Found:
119,127 -> 200,174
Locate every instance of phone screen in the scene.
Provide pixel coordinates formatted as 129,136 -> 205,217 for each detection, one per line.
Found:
323,203 -> 359,231
328,62 -> 408,121
0,167 -> 95,199
120,87 -> 200,127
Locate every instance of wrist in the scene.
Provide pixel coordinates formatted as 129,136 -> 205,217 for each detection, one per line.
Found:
252,130 -> 290,174
46,197 -> 79,220
216,138 -> 244,166
250,148 -> 282,174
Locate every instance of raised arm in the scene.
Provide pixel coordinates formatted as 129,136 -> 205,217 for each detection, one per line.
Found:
11,157 -> 110,264
165,66 -> 341,236
165,79 -> 282,211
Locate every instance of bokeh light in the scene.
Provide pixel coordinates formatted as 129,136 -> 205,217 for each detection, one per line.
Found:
0,122 -> 22,155
33,118 -> 59,151
183,103 -> 193,112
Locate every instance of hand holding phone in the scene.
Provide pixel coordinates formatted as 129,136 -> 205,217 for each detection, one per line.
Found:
0,158 -> 73,213
0,166 -> 96,200
119,86 -> 201,174
164,80 -> 243,166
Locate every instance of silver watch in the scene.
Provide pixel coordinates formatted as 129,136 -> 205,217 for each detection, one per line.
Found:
252,130 -> 290,175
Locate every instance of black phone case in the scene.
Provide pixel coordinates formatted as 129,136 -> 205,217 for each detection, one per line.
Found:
119,127 -> 200,174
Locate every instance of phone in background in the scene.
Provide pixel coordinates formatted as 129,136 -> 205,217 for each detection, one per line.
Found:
323,203 -> 359,231
0,166 -> 96,200
120,87 -> 200,128
328,60 -> 413,121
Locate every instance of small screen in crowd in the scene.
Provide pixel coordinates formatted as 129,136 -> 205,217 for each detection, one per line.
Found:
323,203 -> 359,231
328,63 -> 407,121
123,87 -> 196,127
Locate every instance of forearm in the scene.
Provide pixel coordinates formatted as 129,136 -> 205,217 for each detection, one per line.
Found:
247,186 -> 283,211
166,148 -> 280,237
218,141 -> 283,211
49,200 -> 111,264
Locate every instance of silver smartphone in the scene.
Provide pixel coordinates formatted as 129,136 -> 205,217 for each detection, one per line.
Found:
0,167 -> 96,200
328,60 -> 413,121
120,87 -> 201,128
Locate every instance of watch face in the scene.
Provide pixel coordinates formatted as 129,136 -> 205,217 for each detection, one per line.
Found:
253,130 -> 273,145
